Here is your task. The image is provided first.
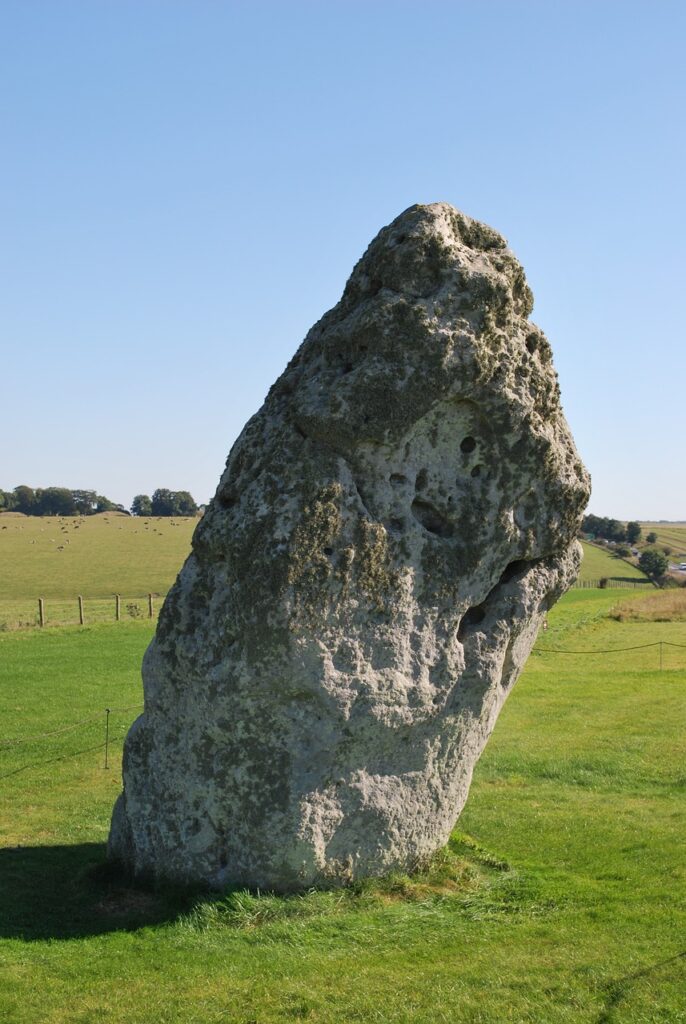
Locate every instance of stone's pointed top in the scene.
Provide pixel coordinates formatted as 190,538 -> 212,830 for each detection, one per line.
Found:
383,202 -> 509,250
109,204 -> 589,893
339,200 -> 530,324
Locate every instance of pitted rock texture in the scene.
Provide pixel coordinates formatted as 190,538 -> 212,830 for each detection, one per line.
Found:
109,203 -> 590,891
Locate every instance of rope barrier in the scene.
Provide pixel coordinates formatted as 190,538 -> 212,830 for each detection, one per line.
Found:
535,642 -> 662,655
0,742 -> 108,781
535,641 -> 686,654
1,631 -> 683,777
0,714 -> 104,749
0,704 -> 143,749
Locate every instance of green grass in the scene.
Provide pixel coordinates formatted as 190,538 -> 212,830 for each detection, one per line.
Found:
578,541 -> 652,586
1,592 -> 685,1022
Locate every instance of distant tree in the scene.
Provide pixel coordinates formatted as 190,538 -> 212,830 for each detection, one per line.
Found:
95,494 -> 116,512
646,531 -> 658,544
174,490 -> 198,516
582,514 -> 627,543
615,545 -> 630,558
582,513 -> 604,537
663,546 -> 672,556
71,489 -> 98,515
639,549 -> 669,581
151,488 -> 176,517
131,494 -> 153,517
606,519 -> 626,543
5,485 -> 118,516
626,521 -> 642,544
13,485 -> 35,514
150,488 -> 198,516
0,489 -> 9,510
33,487 -> 77,516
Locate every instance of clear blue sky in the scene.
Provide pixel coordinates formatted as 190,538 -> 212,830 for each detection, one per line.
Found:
2,1 -> 684,520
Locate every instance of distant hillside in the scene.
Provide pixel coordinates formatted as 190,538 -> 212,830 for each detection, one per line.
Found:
639,523 -> 686,559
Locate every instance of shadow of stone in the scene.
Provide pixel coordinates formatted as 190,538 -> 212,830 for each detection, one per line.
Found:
0,842 -> 192,941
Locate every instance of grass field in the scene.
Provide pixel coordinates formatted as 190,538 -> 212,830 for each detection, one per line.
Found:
1,588 -> 685,1023
0,514 -> 653,631
576,542 -> 651,586
0,512 -> 197,629
639,523 -> 686,559
0,511 -> 197,599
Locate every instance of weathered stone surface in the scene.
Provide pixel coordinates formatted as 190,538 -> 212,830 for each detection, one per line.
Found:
109,203 -> 590,891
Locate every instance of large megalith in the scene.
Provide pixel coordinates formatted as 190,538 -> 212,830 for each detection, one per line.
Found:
109,203 -> 590,891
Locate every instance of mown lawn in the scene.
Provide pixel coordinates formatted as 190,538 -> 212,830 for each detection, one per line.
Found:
0,591 -> 685,1023
577,542 -> 651,586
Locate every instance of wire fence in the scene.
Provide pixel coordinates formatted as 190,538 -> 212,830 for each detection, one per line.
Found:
0,579 -> 659,632
0,594 -> 164,631
572,578 -> 654,589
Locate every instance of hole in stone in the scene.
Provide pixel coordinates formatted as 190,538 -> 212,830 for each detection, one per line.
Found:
342,362 -> 354,374
389,517 -> 404,532
390,473 -> 407,486
218,491 -> 237,510
526,334 -> 538,354
294,423 -> 307,440
411,499 -> 453,538
368,278 -> 382,295
460,436 -> 476,454
470,465 -> 482,478
415,469 -> 428,492
395,234 -> 406,245
457,605 -> 486,640
499,559 -> 533,585
323,547 -> 333,556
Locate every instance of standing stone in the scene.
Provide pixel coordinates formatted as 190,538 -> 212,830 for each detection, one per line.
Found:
109,203 -> 590,891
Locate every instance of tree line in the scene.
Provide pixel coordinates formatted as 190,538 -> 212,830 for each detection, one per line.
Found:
581,514 -> 643,545
0,485 -> 123,516
1,485 -> 199,517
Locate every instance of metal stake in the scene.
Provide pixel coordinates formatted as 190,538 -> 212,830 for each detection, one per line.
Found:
105,708 -> 111,769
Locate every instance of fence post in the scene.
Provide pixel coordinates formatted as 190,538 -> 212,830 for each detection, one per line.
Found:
104,708 -> 111,769
660,642 -> 663,671
78,595 -> 85,626
148,593 -> 154,618
38,597 -> 45,627
115,594 -> 121,622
